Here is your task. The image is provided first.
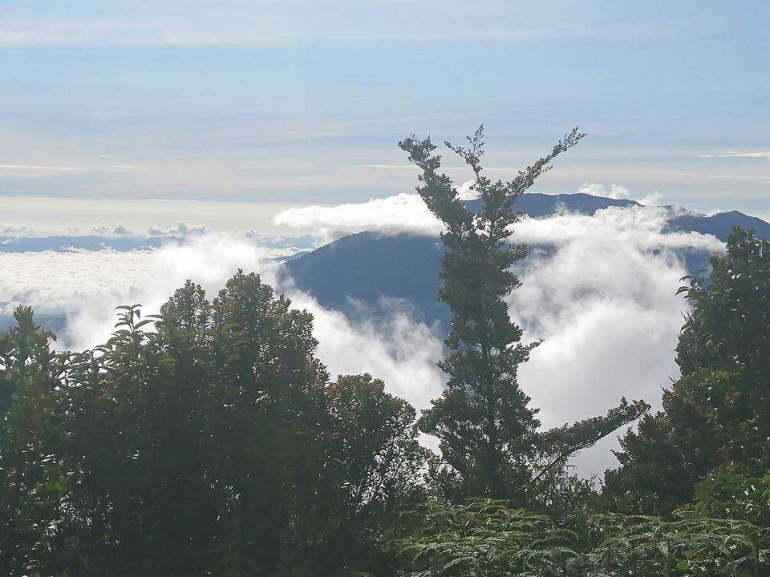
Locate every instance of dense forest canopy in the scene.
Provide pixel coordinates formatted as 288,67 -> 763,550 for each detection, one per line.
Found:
2,130 -> 770,576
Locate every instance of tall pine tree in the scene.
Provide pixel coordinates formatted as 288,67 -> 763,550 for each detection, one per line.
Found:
400,126 -> 647,502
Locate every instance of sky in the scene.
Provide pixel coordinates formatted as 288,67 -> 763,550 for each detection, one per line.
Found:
1,0 -> 769,223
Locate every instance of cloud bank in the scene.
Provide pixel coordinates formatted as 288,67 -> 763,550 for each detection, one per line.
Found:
1,194 -> 728,477
578,182 -> 631,200
509,213 -> 703,474
274,193 -> 443,240
274,192 -> 727,475
578,182 -> 665,206
275,191 -> 722,251
514,206 -> 723,252
0,234 -> 444,414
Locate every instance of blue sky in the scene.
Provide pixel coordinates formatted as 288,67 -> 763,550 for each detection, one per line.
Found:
2,1 -> 769,215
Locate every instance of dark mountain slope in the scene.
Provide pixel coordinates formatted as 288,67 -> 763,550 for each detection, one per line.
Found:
279,232 -> 448,325
468,192 -> 639,217
667,210 -> 770,240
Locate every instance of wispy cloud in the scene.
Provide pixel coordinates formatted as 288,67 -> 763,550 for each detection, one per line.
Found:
0,18 -> 586,48
699,151 -> 770,159
347,164 -> 416,170
578,182 -> 664,206
706,174 -> 770,182
3,0 -> 684,50
578,182 -> 631,200
0,164 -> 87,172
347,163 -> 540,173
0,164 -> 137,173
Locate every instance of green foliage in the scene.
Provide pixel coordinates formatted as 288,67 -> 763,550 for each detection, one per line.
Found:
391,500 -> 770,576
603,412 -> 698,515
400,126 -> 646,503
694,466 -> 770,527
590,512 -> 770,576
392,500 -> 583,576
326,374 -> 429,571
0,273 -> 425,576
0,307 -> 64,576
606,228 -> 770,513
676,227 -> 770,381
328,374 -> 427,516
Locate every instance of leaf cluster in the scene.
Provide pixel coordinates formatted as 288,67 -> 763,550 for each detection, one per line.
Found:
391,500 -> 770,577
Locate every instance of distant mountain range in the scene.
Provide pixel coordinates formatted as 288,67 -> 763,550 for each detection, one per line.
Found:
0,232 -> 317,254
281,193 -> 770,328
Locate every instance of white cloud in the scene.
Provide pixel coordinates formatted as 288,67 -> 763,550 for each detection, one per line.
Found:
511,216 -> 698,474
578,181 -> 664,204
456,179 -> 480,201
0,196 -> 296,239
608,183 -> 631,200
274,193 -> 443,240
0,224 -> 40,236
0,164 -> 137,173
577,183 -> 606,197
636,191 -> 664,206
113,225 -> 134,235
288,292 -> 445,409
513,206 -> 724,252
89,224 -> 136,236
0,233 -> 444,414
0,164 -> 87,172
503,206 -> 724,474
59,235 -> 276,350
699,151 -> 770,159
274,191 -> 721,252
275,195 -> 727,476
147,222 -> 210,237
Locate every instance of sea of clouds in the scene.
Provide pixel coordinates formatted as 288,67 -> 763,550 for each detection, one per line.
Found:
0,190 -> 726,478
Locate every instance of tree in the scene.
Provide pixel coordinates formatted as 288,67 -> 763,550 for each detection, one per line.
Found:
325,373 -> 428,572
694,466 -> 770,528
400,126 -> 647,502
0,273 -> 429,576
49,273 -> 341,575
605,227 -> 770,513
601,412 -> 699,515
0,308 -> 65,576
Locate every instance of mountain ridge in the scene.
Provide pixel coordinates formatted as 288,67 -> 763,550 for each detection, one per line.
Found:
281,192 -> 770,327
